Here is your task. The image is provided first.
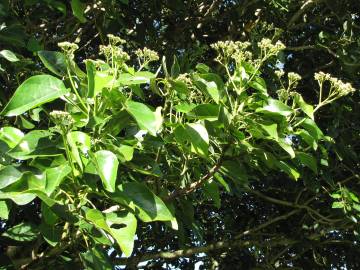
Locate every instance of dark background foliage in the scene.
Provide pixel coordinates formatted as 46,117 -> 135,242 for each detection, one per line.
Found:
0,0 -> 359,269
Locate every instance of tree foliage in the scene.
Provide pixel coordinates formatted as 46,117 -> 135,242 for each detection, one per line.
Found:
0,0 -> 359,269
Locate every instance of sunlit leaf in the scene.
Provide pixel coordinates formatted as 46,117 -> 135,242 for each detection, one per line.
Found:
1,75 -> 69,116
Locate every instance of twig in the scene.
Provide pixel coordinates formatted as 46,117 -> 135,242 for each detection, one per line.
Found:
287,0 -> 324,28
164,159 -> 223,201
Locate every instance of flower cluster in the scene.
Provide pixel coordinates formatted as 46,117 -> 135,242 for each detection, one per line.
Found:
99,35 -> 130,65
315,71 -> 355,99
288,72 -> 301,83
135,47 -> 159,63
275,69 -> 285,78
107,34 -> 126,46
258,39 -> 285,56
58,42 -> 79,60
211,41 -> 251,62
50,110 -> 74,131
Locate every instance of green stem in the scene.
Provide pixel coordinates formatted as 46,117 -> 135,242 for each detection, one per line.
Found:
66,64 -> 88,114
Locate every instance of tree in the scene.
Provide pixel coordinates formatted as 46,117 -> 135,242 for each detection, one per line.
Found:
0,0 -> 359,269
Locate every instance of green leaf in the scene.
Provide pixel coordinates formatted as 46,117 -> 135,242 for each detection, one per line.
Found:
170,80 -> 189,97
0,127 -> 24,148
171,55 -> 180,78
175,123 -> 209,157
174,103 -> 196,113
204,181 -> 221,208
0,192 -> 36,205
296,129 -> 318,150
0,166 -> 23,189
276,161 -> 300,180
80,246 -> 113,270
258,99 -> 293,117
129,84 -> 145,100
196,63 -> 210,73
187,123 -> 209,157
220,160 -> 248,184
106,211 -> 137,257
86,209 -> 110,232
117,71 -> 155,86
93,71 -> 113,96
114,182 -> 174,222
0,50 -> 19,62
117,145 -> 134,162
8,130 -> 62,160
293,93 -> 314,119
45,164 -> 72,195
126,101 -> 163,136
300,118 -> 324,140
41,202 -> 59,225
260,123 -> 278,141
38,51 -> 67,76
278,138 -> 295,158
1,75 -> 69,116
71,0 -> 87,23
67,131 -> 91,171
85,60 -> 95,97
249,77 -> 268,96
194,74 -> 223,103
296,152 -> 318,173
0,200 -> 9,219
39,223 -> 62,246
94,150 -> 119,192
187,104 -> 220,120
2,222 -> 38,242
332,201 -> 344,209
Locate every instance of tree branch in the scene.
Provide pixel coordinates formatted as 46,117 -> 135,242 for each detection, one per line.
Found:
287,0 -> 324,28
115,239 -> 251,265
164,159 -> 223,201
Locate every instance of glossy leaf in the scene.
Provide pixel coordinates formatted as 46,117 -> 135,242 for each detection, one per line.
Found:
45,164 -> 72,195
293,93 -> 314,119
300,118 -> 324,140
0,200 -> 9,219
0,127 -> 24,148
106,211 -> 137,257
171,55 -> 180,78
117,71 -> 155,85
186,123 -> 209,157
115,182 -> 174,222
126,101 -> 163,136
260,123 -> 278,141
71,0 -> 87,23
296,152 -> 318,173
39,223 -> 62,247
2,222 -> 38,242
8,130 -> 62,160
249,77 -> 268,96
0,49 -> 19,62
38,51 -> 67,76
0,166 -> 23,189
174,103 -> 196,113
220,160 -> 248,184
1,75 -> 69,116
187,104 -> 220,120
86,209 -> 110,232
85,60 -> 95,97
277,161 -> 300,180
80,246 -> 113,270
194,74 -> 223,103
278,138 -> 295,158
258,99 -> 293,117
94,150 -> 119,192
117,145 -> 134,162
